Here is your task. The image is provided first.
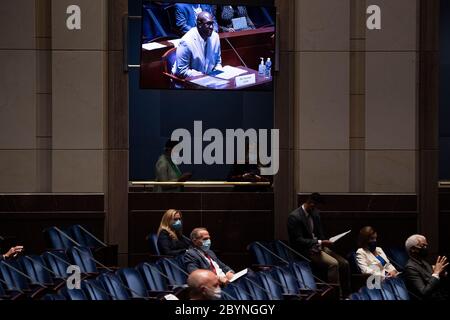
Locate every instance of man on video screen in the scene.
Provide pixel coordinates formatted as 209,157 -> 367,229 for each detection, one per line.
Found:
172,12 -> 222,79
174,3 -> 218,35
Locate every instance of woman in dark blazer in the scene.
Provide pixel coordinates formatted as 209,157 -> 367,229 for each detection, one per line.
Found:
216,5 -> 255,32
157,209 -> 190,256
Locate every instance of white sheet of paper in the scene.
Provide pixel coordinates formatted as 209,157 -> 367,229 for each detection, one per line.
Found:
190,76 -> 229,88
329,230 -> 351,243
167,39 -> 182,48
214,66 -> 248,80
164,294 -> 179,300
142,42 -> 167,51
230,268 -> 248,283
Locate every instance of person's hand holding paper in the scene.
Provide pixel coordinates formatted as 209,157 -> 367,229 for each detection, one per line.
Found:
329,230 -> 351,243
230,268 -> 248,283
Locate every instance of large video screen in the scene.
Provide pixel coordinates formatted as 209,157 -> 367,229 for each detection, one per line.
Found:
140,1 -> 276,91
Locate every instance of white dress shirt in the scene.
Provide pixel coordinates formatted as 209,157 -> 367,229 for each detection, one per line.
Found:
199,250 -> 226,278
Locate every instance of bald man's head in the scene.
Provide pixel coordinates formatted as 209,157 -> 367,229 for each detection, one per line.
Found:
196,11 -> 214,40
188,269 -> 221,300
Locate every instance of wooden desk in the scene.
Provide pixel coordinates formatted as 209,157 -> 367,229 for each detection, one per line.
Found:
140,27 -> 275,89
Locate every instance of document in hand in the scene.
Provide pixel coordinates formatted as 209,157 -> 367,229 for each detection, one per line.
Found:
230,268 -> 248,283
329,230 -> 351,243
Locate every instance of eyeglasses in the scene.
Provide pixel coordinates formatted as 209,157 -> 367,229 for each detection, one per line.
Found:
199,21 -> 214,27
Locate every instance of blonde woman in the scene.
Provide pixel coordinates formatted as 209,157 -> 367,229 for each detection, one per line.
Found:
356,226 -> 398,278
157,209 -> 190,256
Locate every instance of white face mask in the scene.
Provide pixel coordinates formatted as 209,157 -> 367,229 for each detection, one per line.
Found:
205,286 -> 222,300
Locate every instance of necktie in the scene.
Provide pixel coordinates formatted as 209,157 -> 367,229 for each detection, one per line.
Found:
204,42 -> 208,73
308,214 -> 315,238
204,253 -> 217,274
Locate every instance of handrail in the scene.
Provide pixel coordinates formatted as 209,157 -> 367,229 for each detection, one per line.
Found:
130,181 -> 271,186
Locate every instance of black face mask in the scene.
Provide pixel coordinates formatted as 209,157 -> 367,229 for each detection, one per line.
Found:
368,241 -> 377,252
417,247 -> 428,259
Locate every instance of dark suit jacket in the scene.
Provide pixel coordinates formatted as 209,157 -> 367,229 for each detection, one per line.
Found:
183,247 -> 234,275
174,4 -> 218,35
404,257 -> 448,300
157,230 -> 190,256
287,206 -> 325,257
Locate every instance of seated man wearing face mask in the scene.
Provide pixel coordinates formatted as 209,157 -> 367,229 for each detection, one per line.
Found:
183,228 -> 235,286
404,234 -> 449,300
187,269 -> 222,300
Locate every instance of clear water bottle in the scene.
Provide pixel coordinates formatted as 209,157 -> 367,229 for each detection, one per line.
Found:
265,58 -> 272,79
258,57 -> 266,76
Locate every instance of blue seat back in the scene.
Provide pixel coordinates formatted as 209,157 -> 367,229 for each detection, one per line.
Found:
146,233 -> 160,256
248,241 -> 275,265
59,286 -> 87,300
380,278 -> 398,300
273,265 -> 300,294
41,293 -> 66,301
0,260 -> 30,291
68,225 -> 102,249
116,268 -> 148,299
42,251 -> 71,279
273,240 -> 296,264
222,281 -> 252,300
82,279 -> 110,300
358,287 -> 371,300
242,273 -> 269,300
221,285 -> 237,300
142,4 -> 178,42
388,277 -> 410,300
137,262 -> 168,291
157,257 -> 187,286
234,281 -> 253,300
98,273 -> 130,300
385,247 -> 409,271
349,292 -> 362,300
66,247 -> 98,273
290,261 -> 317,290
43,227 -> 74,250
360,286 -> 384,300
258,271 -> 284,300
19,255 -> 54,286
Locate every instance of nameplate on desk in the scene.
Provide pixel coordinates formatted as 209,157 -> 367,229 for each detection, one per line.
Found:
235,74 -> 256,87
